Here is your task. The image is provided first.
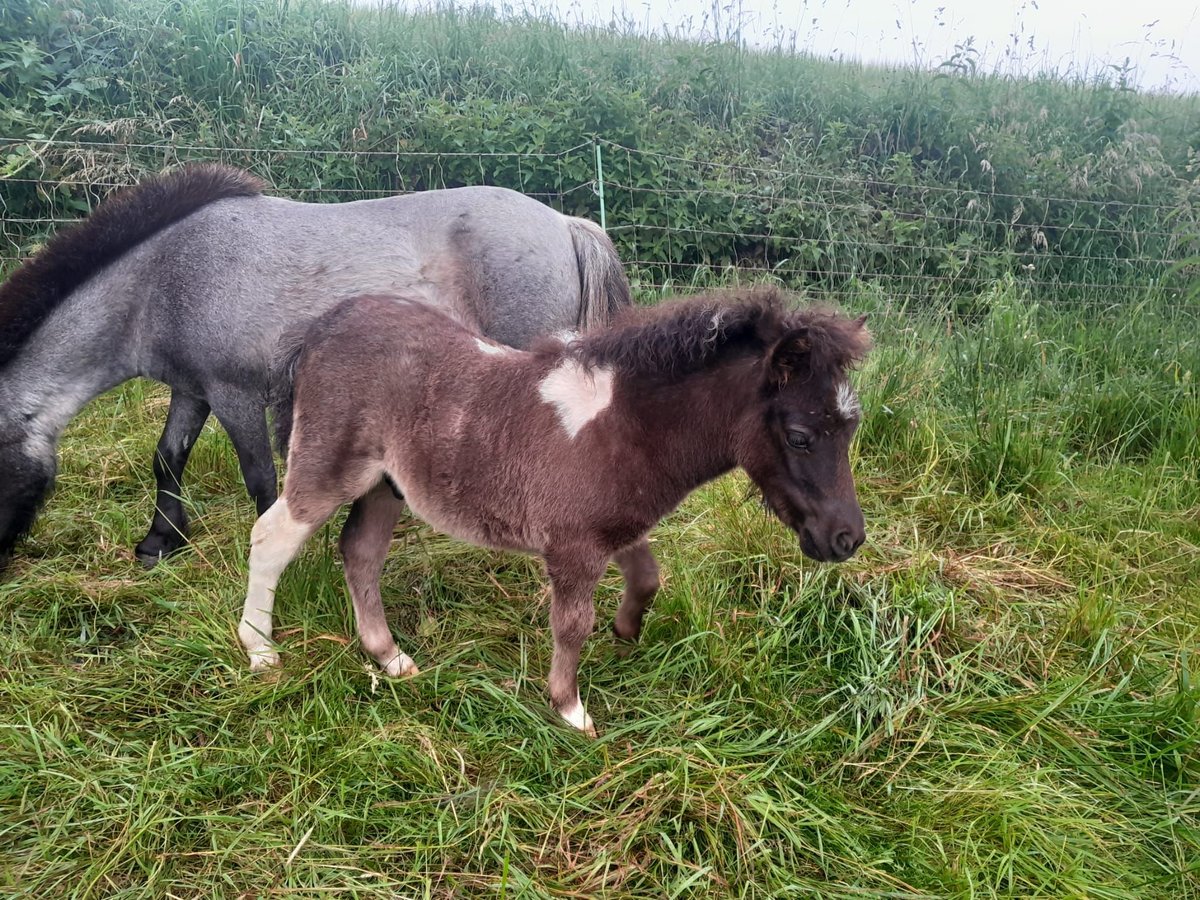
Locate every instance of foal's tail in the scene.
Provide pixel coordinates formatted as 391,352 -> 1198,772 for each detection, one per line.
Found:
567,216 -> 633,331
269,324 -> 309,458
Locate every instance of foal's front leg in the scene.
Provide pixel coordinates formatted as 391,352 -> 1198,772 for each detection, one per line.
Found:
544,549 -> 608,736
339,481 -> 418,678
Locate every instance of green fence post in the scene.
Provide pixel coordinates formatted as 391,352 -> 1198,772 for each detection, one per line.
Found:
593,138 -> 607,231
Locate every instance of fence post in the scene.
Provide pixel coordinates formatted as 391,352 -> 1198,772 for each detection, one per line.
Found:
593,138 -> 607,231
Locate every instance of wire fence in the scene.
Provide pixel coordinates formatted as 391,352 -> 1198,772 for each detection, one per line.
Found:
2,135 -> 1197,317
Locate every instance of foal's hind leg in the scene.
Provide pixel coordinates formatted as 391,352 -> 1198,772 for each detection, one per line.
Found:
239,497 -> 327,670
339,481 -> 418,678
612,538 -> 661,644
135,392 -> 211,566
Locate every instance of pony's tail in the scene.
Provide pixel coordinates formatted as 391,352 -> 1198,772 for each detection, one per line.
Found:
567,216 -> 633,331
269,324 -> 309,458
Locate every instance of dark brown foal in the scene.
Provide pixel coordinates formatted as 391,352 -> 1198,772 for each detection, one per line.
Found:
240,287 -> 870,734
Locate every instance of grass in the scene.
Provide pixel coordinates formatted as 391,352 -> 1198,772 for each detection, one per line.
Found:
1,1 -> 1199,894
1,287 -> 1197,897
4,0 -> 1200,298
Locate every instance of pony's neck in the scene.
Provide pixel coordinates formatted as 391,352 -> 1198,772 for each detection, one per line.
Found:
615,357 -> 756,504
0,274 -> 140,447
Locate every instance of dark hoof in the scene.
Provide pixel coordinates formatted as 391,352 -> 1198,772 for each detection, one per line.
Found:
135,531 -> 187,568
612,624 -> 639,658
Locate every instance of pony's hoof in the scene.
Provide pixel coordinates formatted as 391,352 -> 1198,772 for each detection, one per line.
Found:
612,624 -> 639,658
558,701 -> 597,737
134,532 -> 187,568
383,654 -> 420,678
247,648 -> 280,671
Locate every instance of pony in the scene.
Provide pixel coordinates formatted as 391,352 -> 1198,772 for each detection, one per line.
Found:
0,164 -> 630,571
241,286 -> 871,734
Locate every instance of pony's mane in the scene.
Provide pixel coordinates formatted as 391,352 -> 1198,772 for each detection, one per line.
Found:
552,286 -> 870,379
0,163 -> 265,369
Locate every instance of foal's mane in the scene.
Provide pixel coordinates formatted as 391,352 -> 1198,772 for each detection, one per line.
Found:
557,286 -> 870,380
0,163 -> 264,369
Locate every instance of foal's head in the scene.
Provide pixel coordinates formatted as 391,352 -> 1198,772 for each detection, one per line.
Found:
737,299 -> 872,562
570,287 -> 871,562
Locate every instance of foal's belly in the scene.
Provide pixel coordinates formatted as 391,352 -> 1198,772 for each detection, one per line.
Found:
393,477 -> 536,555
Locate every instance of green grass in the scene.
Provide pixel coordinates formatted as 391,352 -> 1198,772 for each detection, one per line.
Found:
4,0 -> 1200,298
1,288 -> 1197,897
2,1 -> 1199,893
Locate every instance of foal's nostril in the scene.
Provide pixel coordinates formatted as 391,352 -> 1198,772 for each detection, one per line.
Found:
831,529 -> 862,560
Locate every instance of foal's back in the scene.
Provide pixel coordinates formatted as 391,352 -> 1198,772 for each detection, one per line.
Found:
283,296 -> 570,550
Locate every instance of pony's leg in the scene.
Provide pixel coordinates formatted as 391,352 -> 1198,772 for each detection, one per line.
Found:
238,497 -> 325,670
339,481 -> 418,677
611,539 -> 661,643
544,550 -> 607,736
211,396 -> 278,515
135,392 -> 211,566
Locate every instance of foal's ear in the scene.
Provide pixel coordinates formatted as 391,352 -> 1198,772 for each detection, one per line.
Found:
767,326 -> 811,384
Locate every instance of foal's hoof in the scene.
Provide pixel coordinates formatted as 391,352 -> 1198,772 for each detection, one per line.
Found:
247,647 -> 281,671
134,532 -> 187,568
612,624 -> 639,658
558,701 -> 597,737
383,653 -> 420,678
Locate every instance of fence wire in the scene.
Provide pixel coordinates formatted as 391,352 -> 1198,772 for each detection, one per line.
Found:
2,136 -> 1197,317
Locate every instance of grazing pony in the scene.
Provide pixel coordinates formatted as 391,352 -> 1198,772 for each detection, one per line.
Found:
0,164 -> 630,571
242,286 -> 871,734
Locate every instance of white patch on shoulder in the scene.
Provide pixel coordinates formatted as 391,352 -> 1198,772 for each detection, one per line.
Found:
475,337 -> 513,356
22,428 -> 54,460
835,381 -> 861,420
22,384 -> 94,459
554,329 -> 578,344
538,359 -> 614,439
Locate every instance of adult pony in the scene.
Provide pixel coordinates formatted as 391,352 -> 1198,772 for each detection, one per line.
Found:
0,164 -> 631,570
243,287 -> 870,734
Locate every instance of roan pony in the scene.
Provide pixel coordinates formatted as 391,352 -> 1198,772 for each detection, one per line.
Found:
242,287 -> 871,734
0,164 -> 630,571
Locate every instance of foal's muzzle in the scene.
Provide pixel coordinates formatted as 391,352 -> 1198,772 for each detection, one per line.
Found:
799,507 -> 866,563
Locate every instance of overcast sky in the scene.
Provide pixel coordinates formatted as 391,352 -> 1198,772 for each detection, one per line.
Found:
476,0 -> 1200,91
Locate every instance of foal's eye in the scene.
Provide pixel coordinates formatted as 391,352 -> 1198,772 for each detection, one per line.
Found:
786,429 -> 812,452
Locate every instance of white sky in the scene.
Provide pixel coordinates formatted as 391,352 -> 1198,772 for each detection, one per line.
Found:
486,0 -> 1200,92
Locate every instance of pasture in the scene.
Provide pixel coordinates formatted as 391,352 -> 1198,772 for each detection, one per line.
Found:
2,287 -> 1196,896
1,0 -> 1199,896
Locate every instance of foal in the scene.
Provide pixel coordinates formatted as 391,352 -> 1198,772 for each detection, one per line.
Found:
240,287 -> 871,734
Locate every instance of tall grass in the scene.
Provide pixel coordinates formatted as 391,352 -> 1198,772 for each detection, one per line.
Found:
1,285 -> 1196,897
3,0 -> 1199,298
1,1 -> 1198,896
